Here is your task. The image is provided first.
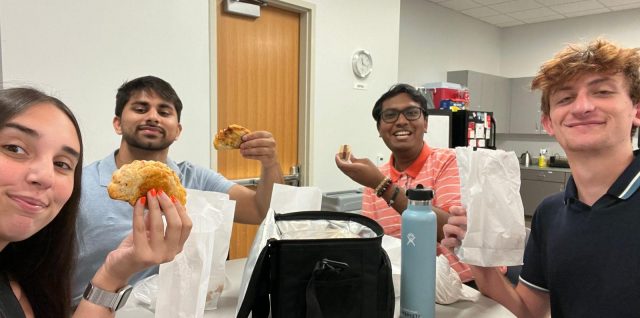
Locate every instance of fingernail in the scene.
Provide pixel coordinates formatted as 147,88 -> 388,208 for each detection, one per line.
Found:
170,195 -> 177,203
157,189 -> 164,196
150,188 -> 157,197
139,196 -> 147,205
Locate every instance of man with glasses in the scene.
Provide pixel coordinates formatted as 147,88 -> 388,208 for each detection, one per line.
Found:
335,83 -> 473,283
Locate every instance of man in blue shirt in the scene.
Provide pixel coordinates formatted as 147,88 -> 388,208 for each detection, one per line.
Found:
72,76 -> 284,304
442,38 -> 640,317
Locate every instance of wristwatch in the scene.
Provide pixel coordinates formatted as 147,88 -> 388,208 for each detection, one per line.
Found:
83,281 -> 133,311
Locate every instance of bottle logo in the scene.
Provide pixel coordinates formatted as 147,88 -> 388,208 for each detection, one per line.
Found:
406,233 -> 416,247
400,308 -> 421,318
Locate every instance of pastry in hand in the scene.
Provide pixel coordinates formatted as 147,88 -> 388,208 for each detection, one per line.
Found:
213,124 -> 251,150
338,144 -> 352,161
108,160 -> 187,206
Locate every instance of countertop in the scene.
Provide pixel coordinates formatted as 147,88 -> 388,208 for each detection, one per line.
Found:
520,164 -> 571,173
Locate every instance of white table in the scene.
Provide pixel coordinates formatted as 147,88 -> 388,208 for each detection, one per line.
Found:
117,259 -> 514,317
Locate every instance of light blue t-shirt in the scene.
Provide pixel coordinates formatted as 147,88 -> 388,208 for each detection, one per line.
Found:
72,151 -> 235,305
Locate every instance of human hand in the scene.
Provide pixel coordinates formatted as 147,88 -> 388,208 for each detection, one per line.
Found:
441,206 -> 467,250
335,153 -> 386,189
100,188 -> 192,285
240,131 -> 279,169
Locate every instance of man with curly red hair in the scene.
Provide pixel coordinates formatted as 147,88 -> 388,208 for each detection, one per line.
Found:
443,38 -> 640,317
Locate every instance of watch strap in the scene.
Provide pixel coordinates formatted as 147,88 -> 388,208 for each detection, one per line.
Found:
83,281 -> 132,311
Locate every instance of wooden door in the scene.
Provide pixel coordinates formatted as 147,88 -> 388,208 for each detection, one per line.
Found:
217,1 -> 300,259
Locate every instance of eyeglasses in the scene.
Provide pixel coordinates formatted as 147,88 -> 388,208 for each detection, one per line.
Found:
380,106 -> 424,123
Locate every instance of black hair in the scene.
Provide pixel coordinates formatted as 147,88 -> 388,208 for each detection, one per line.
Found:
115,76 -> 183,121
372,83 -> 428,127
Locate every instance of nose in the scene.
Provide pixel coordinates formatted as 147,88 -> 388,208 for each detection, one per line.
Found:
26,160 -> 54,189
395,111 -> 410,125
571,90 -> 595,115
145,109 -> 160,123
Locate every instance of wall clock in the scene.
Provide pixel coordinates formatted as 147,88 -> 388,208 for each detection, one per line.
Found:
352,50 -> 373,79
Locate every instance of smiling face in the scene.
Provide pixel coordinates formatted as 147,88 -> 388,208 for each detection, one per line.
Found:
0,103 -> 80,249
114,90 -> 182,152
377,92 -> 427,155
542,72 -> 640,154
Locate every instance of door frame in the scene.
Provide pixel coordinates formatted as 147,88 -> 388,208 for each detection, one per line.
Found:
209,0 -> 315,186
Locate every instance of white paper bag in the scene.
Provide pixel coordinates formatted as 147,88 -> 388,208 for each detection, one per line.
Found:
154,189 -> 235,318
235,184 -> 322,316
205,197 -> 235,310
454,147 -> 526,267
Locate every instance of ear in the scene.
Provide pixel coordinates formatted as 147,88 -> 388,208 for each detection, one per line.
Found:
113,116 -> 123,135
632,102 -> 640,128
541,113 -> 554,137
176,123 -> 183,140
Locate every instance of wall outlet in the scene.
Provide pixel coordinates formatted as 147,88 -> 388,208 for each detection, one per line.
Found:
375,154 -> 385,166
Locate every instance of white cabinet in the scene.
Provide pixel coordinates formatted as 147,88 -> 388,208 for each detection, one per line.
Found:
447,70 -> 510,134
509,77 -> 544,134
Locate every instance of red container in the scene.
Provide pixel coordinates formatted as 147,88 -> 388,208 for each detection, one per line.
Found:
429,88 -> 469,109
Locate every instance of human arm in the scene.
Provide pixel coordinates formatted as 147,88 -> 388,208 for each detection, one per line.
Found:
72,189 -> 192,317
442,206 -> 550,318
229,131 -> 283,224
335,153 -> 449,240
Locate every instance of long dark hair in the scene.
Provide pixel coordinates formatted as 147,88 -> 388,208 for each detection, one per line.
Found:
0,87 -> 83,317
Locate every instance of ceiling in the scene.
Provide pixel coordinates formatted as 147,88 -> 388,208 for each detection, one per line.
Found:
427,0 -> 640,27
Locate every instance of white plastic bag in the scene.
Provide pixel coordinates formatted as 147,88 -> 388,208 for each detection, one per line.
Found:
454,146 -> 526,267
381,235 -> 479,304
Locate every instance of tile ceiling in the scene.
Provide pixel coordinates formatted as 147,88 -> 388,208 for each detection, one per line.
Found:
426,0 -> 640,27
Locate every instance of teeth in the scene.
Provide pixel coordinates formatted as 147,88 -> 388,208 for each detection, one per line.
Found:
394,131 -> 411,136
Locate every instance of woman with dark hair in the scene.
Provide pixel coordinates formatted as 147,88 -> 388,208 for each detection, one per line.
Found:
0,87 -> 191,317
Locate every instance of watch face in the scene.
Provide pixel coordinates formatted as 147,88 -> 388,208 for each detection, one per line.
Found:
352,50 -> 373,79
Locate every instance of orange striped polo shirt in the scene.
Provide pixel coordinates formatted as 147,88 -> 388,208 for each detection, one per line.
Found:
362,143 -> 473,282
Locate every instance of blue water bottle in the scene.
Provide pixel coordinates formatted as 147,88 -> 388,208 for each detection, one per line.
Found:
400,184 -> 436,318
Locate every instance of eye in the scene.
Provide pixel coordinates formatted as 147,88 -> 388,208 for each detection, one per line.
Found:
595,90 -> 613,96
2,144 -> 26,155
54,161 -> 73,171
159,111 -> 172,117
406,109 -> 421,117
133,106 -> 147,113
381,111 -> 397,120
54,157 -> 77,173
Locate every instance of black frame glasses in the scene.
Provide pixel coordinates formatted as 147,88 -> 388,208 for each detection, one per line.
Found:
380,106 -> 424,123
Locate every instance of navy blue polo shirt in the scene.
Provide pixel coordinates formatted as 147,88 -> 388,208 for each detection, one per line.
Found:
519,151 -> 640,317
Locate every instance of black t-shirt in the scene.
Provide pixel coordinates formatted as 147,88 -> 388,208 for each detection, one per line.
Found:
520,152 -> 640,317
0,272 -> 25,318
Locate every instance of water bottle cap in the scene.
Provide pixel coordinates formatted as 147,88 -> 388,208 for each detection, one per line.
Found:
406,184 -> 434,200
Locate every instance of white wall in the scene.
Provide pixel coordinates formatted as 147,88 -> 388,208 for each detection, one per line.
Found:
398,0 -> 501,86
0,0 -> 212,167
0,0 -> 400,193
497,8 -> 640,156
501,8 -> 640,78
307,0 -> 401,191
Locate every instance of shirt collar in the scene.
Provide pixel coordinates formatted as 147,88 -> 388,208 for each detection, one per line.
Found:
564,150 -> 640,204
389,143 -> 431,181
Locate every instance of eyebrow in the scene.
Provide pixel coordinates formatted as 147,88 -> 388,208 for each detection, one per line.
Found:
555,76 -> 614,93
4,122 -> 81,159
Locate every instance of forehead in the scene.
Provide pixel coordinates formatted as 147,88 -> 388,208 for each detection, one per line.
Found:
382,93 -> 419,110
128,90 -> 176,109
552,72 -> 626,93
5,103 -> 81,151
